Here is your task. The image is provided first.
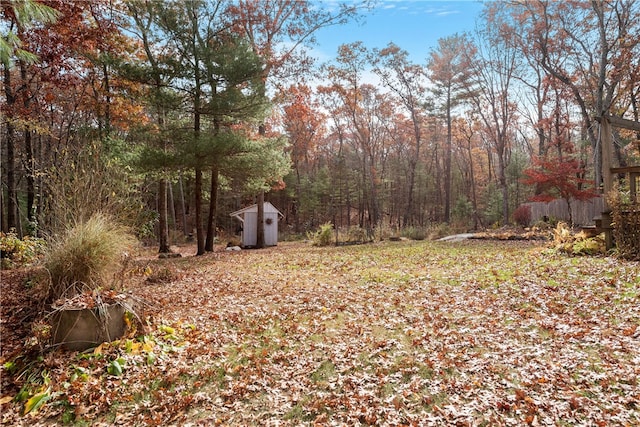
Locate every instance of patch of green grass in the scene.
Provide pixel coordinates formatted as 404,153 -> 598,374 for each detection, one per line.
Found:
616,282 -> 639,301
379,381 -> 396,397
416,363 -> 435,380
309,333 -> 325,343
357,352 -> 373,369
421,391 -> 449,411
310,360 -> 336,385
284,396 -> 316,422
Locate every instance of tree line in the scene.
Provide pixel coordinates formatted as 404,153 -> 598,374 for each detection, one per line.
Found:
2,0 -> 639,252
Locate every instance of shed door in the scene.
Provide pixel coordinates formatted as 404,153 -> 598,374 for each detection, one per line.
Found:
264,213 -> 278,246
243,212 -> 257,247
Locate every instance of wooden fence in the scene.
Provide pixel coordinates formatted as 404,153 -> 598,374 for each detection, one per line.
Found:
524,197 -> 604,226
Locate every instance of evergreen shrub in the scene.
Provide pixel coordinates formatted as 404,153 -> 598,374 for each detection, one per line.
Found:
309,222 -> 334,246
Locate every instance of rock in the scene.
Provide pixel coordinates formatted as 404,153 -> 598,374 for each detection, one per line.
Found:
437,233 -> 476,242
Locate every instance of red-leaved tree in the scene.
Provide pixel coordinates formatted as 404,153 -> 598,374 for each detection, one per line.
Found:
522,156 -> 597,226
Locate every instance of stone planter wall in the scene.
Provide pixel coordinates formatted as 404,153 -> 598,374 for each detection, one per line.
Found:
51,303 -> 126,351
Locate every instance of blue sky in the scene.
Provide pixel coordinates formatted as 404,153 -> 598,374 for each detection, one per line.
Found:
312,0 -> 485,64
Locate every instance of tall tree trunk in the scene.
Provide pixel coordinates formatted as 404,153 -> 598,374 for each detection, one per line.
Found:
600,118 -> 614,212
20,64 -> 36,230
404,106 -> 421,227
102,61 -> 111,137
256,123 -> 266,248
194,65 -> 205,254
178,174 -> 188,236
359,153 -> 367,228
3,66 -> 19,233
433,142 -> 442,221
346,177 -> 351,229
566,198 -> 574,228
467,137 -> 480,230
497,151 -> 509,225
294,166 -> 301,233
205,165 -> 219,252
0,189 -> 5,232
194,106 -> 205,255
368,157 -> 380,228
156,97 -> 171,253
158,178 -> 170,253
195,168 -> 205,255
444,91 -> 452,224
256,191 -> 265,248
36,134 -> 46,234
156,162 -> 171,253
168,180 -> 176,233
404,162 -> 416,227
25,128 -> 35,227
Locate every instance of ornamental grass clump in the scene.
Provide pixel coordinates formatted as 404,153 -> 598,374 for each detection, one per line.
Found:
45,213 -> 137,300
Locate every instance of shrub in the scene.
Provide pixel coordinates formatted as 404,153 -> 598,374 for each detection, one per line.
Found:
452,196 -> 473,227
0,232 -> 46,269
426,224 -> 452,240
44,213 -> 137,300
309,222 -> 334,246
513,205 -> 532,227
375,225 -> 395,241
552,222 -> 605,256
346,227 -> 369,242
532,215 -> 557,230
402,226 -> 427,241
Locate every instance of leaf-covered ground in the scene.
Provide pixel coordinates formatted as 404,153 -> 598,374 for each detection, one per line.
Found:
1,240 -> 639,426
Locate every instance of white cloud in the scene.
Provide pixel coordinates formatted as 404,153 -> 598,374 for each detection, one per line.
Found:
436,10 -> 460,16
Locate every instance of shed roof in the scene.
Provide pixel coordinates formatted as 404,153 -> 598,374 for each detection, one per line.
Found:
230,202 -> 284,222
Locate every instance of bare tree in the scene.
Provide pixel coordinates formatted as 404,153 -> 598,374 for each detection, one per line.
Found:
465,7 -> 521,225
372,43 -> 429,226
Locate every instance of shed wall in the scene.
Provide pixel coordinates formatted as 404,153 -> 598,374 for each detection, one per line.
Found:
241,211 -> 279,247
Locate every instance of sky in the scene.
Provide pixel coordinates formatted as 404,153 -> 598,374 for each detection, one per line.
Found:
312,0 -> 485,65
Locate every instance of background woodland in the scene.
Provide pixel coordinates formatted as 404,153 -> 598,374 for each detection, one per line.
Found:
2,0 -> 640,250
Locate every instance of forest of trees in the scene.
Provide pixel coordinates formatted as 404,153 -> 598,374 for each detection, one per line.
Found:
2,0 -> 639,251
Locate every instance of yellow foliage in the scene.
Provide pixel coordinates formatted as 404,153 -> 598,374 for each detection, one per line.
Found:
552,222 -> 605,256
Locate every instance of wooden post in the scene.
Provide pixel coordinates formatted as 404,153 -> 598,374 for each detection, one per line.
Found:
600,118 -> 614,207
600,117 -> 614,249
598,115 -> 640,250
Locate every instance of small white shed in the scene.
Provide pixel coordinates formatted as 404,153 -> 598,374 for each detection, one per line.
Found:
230,202 -> 283,247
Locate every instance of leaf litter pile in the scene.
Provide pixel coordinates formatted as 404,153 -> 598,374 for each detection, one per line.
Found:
1,240 -> 639,426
